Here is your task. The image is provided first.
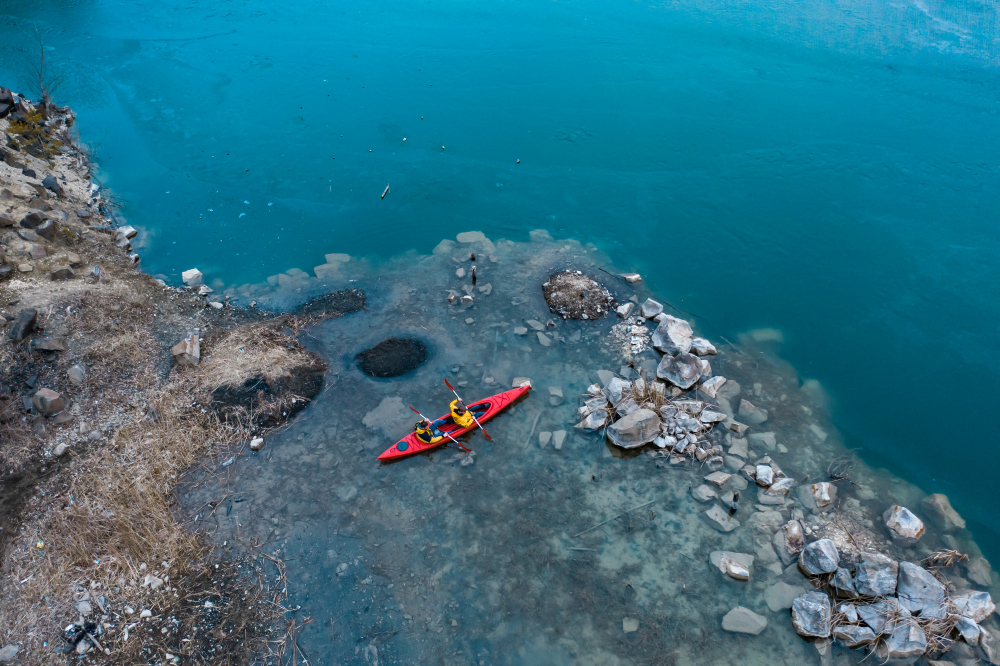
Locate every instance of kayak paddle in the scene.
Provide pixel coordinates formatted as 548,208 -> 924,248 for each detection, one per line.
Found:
407,405 -> 471,452
444,378 -> 493,442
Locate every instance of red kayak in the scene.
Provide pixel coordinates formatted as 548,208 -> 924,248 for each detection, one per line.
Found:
377,384 -> 530,461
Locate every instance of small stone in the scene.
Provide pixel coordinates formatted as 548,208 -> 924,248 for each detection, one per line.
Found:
791,591 -> 831,638
728,420 -> 749,435
35,220 -> 56,240
700,375 -> 727,398
538,431 -> 551,448
536,331 -> 551,346
32,388 -> 66,416
811,482 -> 834,508
721,606 -> 767,635
171,332 -> 201,366
705,505 -> 740,532
67,252 -> 83,268
0,645 -> 18,662
764,582 -> 808,612
640,298 -> 663,319
755,464 -> 774,487
799,539 -> 839,575
465,317 -> 474,324
552,430 -> 566,450
456,267 -> 466,278
50,267 -> 74,281
513,327 -> 527,335
140,609 -> 152,618
622,617 -> 639,633
33,337 -> 67,351
886,622 -> 927,659
182,268 -> 203,286
548,386 -> 564,405
953,614 -> 982,644
17,263 -> 33,273
965,556 -> 993,587
831,568 -> 858,598
29,243 -> 46,259
704,471 -> 731,487
526,319 -> 545,331
512,377 -> 531,388
621,273 -> 641,283
738,399 -> 768,425
690,337 -> 717,355
883,505 -> 925,544
692,484 -> 717,502
250,437 -> 265,451
54,442 -> 71,456
117,225 -> 137,240
615,302 -> 634,318
77,599 -> 93,615
832,624 -> 876,648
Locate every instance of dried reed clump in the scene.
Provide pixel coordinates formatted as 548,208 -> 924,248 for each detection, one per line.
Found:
196,323 -> 304,394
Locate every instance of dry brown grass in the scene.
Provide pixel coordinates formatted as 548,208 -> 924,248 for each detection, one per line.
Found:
197,323 -> 301,394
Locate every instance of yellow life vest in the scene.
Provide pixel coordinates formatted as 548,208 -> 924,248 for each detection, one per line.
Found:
450,400 -> 475,428
414,421 -> 443,444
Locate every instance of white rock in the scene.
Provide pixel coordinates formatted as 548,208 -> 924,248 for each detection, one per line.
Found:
250,437 -> 265,451
690,337 -> 717,355
622,617 -> 639,633
615,303 -> 634,318
621,273 -> 641,283
883,505 -> 925,544
511,377 -> 532,388
552,430 -> 566,450
640,298 -> 663,319
140,609 -> 152,618
538,431 -> 551,448
692,484 -> 717,502
537,332 -> 552,347
699,375 -> 727,398
651,315 -> 693,355
705,471 -> 731,487
811,482 -> 834,508
182,268 -> 203,286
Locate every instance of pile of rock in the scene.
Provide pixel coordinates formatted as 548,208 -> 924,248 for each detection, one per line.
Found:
788,537 -> 997,662
542,270 -> 616,320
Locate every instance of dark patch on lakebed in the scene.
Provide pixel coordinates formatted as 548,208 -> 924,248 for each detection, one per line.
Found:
356,338 -> 428,378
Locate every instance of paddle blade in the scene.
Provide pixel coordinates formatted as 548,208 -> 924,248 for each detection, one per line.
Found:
444,378 -> 455,391
407,405 -> 421,414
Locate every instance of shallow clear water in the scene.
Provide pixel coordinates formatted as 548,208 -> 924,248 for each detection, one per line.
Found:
181,235 -> 993,664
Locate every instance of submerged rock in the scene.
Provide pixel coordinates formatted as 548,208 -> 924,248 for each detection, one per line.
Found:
721,606 -> 767,635
705,505 -> 740,532
764,582 -> 808,612
883,505 -> 925,544
606,408 -> 659,448
575,409 -> 607,431
791,591 -> 831,638
953,614 -> 982,644
921,493 -> 966,533
738,399 -> 768,425
857,598 -> 908,635
896,562 -> 947,618
692,484 -> 717,502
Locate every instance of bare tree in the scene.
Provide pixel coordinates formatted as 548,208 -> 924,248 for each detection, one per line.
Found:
30,26 -> 62,118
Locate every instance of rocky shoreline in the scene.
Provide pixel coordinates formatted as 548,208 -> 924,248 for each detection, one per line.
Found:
0,89 -> 358,664
572,295 -> 999,663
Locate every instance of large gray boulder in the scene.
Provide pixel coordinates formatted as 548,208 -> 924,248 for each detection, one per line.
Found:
950,591 -> 996,622
799,539 -> 839,576
896,562 -> 947,618
606,408 -> 660,448
791,591 -> 831,638
656,352 -> 702,389
602,377 -> 630,407
832,624 -> 876,648
886,622 -> 927,659
853,552 -> 898,597
651,315 -> 692,355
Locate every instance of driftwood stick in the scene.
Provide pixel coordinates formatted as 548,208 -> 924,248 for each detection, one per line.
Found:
573,500 -> 656,537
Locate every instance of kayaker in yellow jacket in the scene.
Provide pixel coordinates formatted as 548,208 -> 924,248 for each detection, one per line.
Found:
449,400 -> 475,428
414,419 -> 444,444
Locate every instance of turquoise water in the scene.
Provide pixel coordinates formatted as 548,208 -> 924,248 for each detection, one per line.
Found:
3,0 -> 1000,657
